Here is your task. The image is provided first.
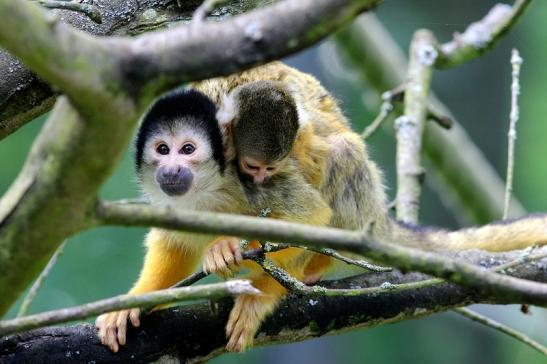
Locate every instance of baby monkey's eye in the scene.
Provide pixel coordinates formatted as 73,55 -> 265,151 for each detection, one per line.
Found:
156,143 -> 170,155
180,143 -> 196,155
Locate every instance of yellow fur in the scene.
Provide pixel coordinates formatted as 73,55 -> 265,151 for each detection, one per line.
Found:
97,61 -> 547,354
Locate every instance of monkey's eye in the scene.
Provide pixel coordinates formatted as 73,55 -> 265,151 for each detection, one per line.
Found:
180,143 -> 196,155
156,144 -> 170,155
245,162 -> 259,171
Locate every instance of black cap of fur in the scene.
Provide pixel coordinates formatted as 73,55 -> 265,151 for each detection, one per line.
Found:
234,81 -> 299,163
135,88 -> 225,173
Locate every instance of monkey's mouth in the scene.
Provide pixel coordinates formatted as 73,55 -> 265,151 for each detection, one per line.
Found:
159,182 -> 192,196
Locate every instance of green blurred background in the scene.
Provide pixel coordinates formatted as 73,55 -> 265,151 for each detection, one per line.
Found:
2,1 -> 547,363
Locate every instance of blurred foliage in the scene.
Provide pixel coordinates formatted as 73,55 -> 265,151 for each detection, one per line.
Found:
1,0 -> 546,363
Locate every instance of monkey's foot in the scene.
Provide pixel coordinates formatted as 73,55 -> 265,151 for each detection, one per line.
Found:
303,272 -> 324,285
225,295 -> 265,352
203,237 -> 242,279
95,308 -> 141,352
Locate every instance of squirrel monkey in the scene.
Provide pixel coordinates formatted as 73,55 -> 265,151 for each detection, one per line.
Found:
95,88 -> 332,353
97,62 -> 547,353
196,63 -> 547,280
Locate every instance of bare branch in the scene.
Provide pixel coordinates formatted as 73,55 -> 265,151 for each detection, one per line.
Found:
192,0 -> 230,24
361,93 -> 395,139
3,247 -> 547,363
454,307 -> 547,355
17,240 -> 68,317
117,0 -> 382,101
332,14 -> 526,223
503,49 -> 523,219
32,0 -> 102,23
438,0 -> 532,68
0,280 -> 258,336
94,201 -> 547,307
395,30 -> 437,223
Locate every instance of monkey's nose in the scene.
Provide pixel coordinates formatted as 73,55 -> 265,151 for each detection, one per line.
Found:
252,167 -> 267,184
156,166 -> 193,196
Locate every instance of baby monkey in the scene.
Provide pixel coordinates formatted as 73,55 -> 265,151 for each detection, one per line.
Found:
217,80 -> 300,184
96,87 -> 332,353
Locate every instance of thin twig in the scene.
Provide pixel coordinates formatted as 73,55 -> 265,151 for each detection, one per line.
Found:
17,240 -> 68,317
240,208 -> 271,250
0,280 -> 259,337
454,307 -> 547,356
32,0 -> 102,23
361,94 -> 395,139
263,242 -> 391,272
192,0 -> 230,24
503,48 -> 523,219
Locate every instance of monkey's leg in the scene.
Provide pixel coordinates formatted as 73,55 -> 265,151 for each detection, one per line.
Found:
226,248 -> 307,352
96,229 -> 202,352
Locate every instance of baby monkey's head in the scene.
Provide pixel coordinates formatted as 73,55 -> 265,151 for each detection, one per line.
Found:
135,89 -> 225,203
217,80 -> 299,184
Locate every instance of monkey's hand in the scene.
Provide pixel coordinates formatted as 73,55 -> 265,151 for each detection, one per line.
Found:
95,308 -> 141,353
203,237 -> 243,279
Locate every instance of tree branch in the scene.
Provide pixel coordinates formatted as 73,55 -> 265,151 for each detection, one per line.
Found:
2,248 -> 547,363
331,14 -> 525,223
454,307 -> 547,355
395,30 -> 437,223
0,0 -> 273,138
114,0 -> 381,102
0,0 -> 380,317
33,0 -> 102,23
94,201 -> 547,307
437,0 -> 532,69
0,281 -> 258,336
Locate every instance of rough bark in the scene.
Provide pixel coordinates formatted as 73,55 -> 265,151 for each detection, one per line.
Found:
0,0 -> 272,139
2,248 -> 546,363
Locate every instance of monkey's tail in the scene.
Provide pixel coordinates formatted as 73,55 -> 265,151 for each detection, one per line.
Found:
389,213 -> 547,252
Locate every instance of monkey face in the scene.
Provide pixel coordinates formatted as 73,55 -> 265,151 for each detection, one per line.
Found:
237,155 -> 286,184
139,125 -> 224,205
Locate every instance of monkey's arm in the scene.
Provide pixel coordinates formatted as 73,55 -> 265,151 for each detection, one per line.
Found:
96,229 -> 203,352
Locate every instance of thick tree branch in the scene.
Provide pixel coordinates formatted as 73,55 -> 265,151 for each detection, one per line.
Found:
2,248 -> 547,363
94,201 -> 547,307
0,0 -> 271,138
0,97 -> 136,316
115,0 -> 381,103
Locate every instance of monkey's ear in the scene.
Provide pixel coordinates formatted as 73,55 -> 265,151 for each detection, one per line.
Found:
216,92 -> 238,127
216,92 -> 237,160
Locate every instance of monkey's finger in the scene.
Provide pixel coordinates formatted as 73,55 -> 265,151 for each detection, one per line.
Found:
203,251 -> 214,274
129,308 -> 141,327
212,243 -> 227,272
105,321 -> 119,353
228,239 -> 243,265
220,241 -> 234,266
116,311 -> 129,346
226,321 -> 246,352
226,301 -> 244,337
95,314 -> 106,344
220,242 -> 240,275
